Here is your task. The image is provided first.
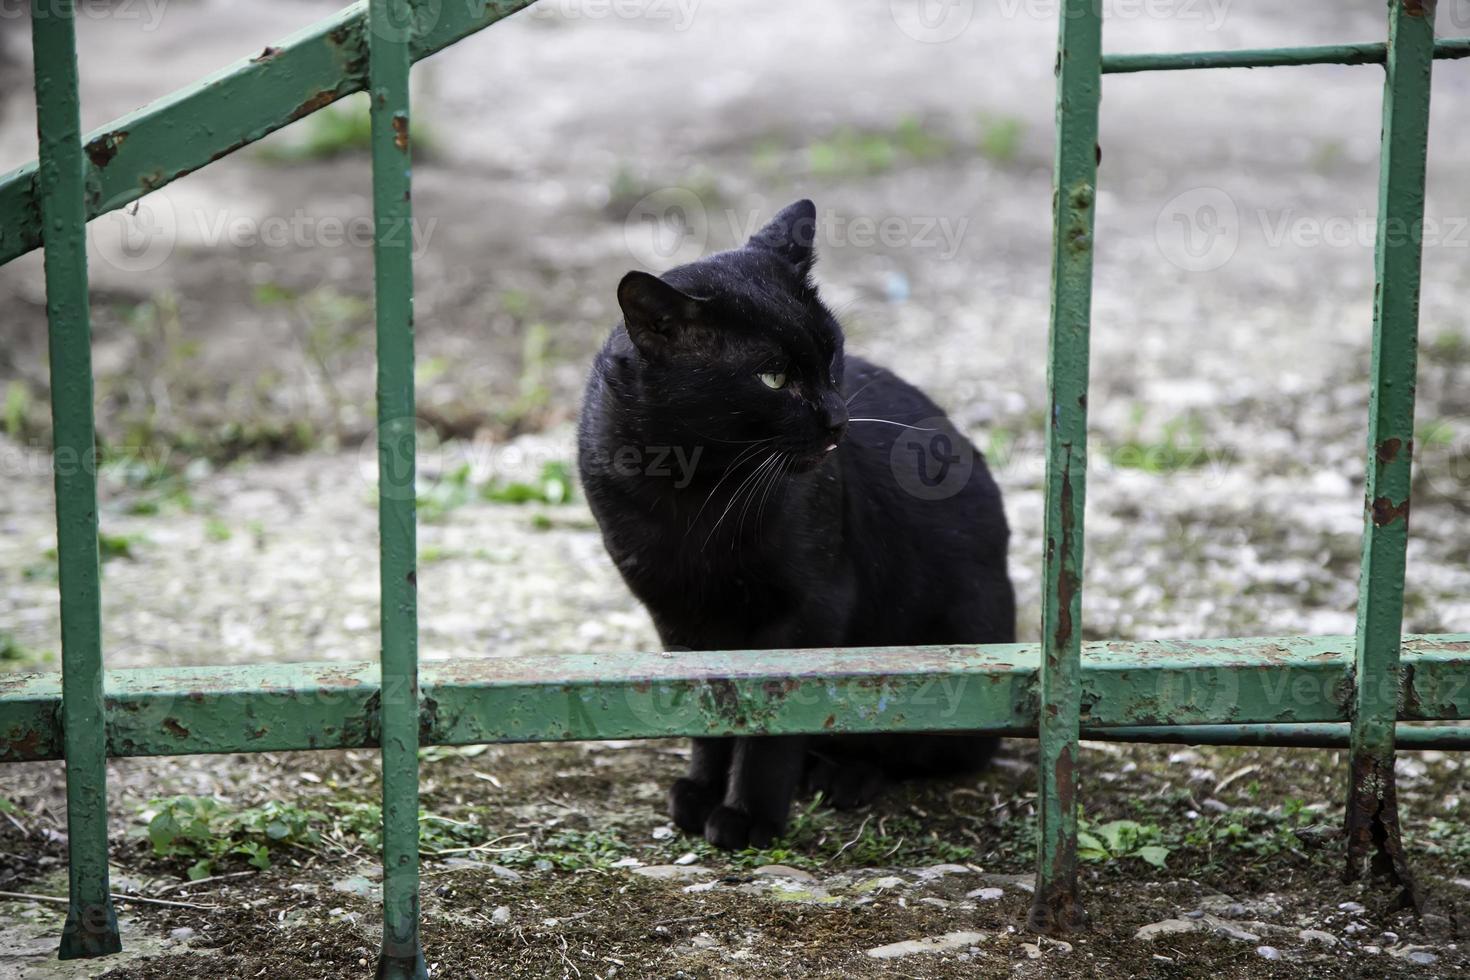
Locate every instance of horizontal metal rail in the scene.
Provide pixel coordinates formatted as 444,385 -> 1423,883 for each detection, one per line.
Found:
2,635 -> 1466,763
1103,37 -> 1470,74
1103,723 -> 1470,750
0,0 -> 540,267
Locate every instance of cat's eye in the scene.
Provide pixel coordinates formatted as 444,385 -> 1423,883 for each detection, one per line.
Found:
758,371 -> 788,390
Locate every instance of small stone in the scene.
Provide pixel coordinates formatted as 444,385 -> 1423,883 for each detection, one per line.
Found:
674,851 -> 699,866
966,887 -> 1004,901
1338,901 -> 1366,914
1298,929 -> 1338,947
1256,946 -> 1281,961
1364,945 -> 1382,954
914,863 -> 971,880
651,826 -> 675,841
1201,798 -> 1230,814
168,927 -> 195,941
1136,919 -> 1200,940
332,875 -> 375,897
852,875 -> 907,894
1380,931 -> 1399,944
1389,946 -> 1440,966
866,931 -> 988,960
1021,942 -> 1042,959
1344,922 -> 1368,935
754,864 -> 816,882
609,857 -> 643,869
633,864 -> 712,880
491,906 -> 510,925
488,864 -> 522,881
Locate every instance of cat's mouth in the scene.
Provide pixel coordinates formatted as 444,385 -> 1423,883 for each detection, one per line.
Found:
784,442 -> 840,473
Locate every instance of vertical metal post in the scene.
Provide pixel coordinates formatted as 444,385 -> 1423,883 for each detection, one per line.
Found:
31,0 -> 123,960
368,0 -> 425,976
1030,0 -> 1101,935
1345,0 -> 1437,908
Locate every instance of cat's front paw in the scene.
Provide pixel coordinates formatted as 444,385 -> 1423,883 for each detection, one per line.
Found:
703,805 -> 778,850
668,777 -> 720,833
806,757 -> 886,809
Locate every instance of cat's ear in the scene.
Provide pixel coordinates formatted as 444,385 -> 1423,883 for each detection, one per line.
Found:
748,199 -> 817,275
617,271 -> 705,357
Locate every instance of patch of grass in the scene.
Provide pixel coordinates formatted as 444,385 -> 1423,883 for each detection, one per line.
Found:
417,460 -> 574,523
140,796 -> 328,880
100,531 -> 147,562
482,460 -> 573,505
3,380 -> 33,439
0,632 -> 46,668
1107,411 -> 1219,474
204,518 -> 232,542
976,113 -> 1025,164
806,116 -> 951,177
1425,329 -> 1470,365
665,798 -> 980,872
1077,814 -> 1170,869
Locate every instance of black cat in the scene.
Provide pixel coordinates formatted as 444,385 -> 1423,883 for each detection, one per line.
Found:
577,200 -> 1014,849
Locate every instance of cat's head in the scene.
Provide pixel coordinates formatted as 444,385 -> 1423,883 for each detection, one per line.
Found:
610,200 -> 848,472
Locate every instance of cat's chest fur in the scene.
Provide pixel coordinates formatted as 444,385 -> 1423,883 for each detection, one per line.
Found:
583,457 -> 850,647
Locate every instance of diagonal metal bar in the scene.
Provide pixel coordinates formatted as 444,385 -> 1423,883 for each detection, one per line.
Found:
1345,0 -> 1437,911
30,0 -> 123,960
0,0 -> 540,267
1031,0 -> 1101,937
368,0 -> 424,974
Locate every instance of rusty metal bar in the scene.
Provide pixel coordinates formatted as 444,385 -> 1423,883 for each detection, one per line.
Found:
368,0 -> 424,972
10,636 -> 1465,762
29,0 -> 122,960
0,0 -> 541,267
1102,36 -> 1470,73
1344,0 -> 1438,911
1099,723 -> 1470,750
1032,0 -> 1102,936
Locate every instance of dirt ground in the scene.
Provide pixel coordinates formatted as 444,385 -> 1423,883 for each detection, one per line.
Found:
2,0 -> 1470,977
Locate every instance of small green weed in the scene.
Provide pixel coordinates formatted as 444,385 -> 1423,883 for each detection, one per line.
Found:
1077,815 -> 1170,868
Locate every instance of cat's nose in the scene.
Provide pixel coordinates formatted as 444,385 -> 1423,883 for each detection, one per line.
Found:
820,396 -> 849,442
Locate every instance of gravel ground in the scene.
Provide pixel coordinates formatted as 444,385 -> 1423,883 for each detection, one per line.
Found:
2,0 -> 1470,976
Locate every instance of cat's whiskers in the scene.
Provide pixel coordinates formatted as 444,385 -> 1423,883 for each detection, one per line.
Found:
843,377 -> 879,409
737,450 -> 789,543
751,451 -> 793,536
684,437 -> 776,534
848,418 -> 939,432
701,450 -> 781,552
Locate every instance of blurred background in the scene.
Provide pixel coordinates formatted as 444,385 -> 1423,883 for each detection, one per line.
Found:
3,5 -> 1470,977
1,0 -> 1469,670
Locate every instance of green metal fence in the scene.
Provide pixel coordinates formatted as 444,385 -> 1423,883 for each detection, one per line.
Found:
1,0 -> 1468,974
